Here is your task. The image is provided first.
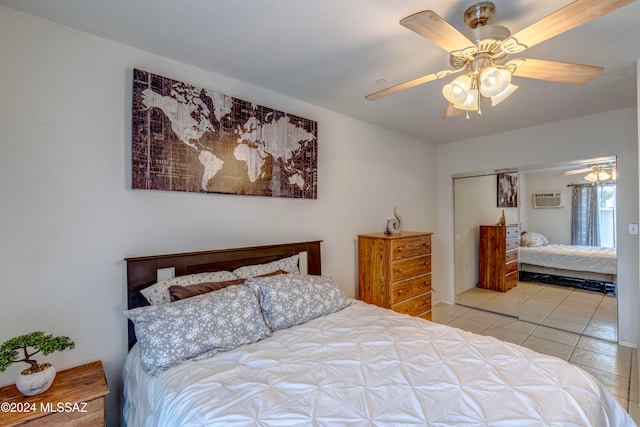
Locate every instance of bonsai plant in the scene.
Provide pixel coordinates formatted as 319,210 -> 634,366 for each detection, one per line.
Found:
0,331 -> 75,396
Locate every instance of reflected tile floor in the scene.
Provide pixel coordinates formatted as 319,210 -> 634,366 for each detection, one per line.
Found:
456,281 -> 617,341
432,302 -> 639,424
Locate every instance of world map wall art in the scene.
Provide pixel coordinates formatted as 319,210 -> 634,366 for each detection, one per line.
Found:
131,69 -> 318,199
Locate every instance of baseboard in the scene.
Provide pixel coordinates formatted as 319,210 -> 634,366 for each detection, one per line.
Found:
617,340 -> 638,349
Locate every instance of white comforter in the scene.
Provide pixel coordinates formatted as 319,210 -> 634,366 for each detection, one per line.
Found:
519,244 -> 617,275
123,301 -> 633,426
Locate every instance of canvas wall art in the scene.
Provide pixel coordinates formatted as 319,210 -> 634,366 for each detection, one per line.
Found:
132,69 -> 318,199
497,173 -> 518,207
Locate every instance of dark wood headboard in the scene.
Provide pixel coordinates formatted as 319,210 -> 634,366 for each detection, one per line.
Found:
125,240 -> 322,349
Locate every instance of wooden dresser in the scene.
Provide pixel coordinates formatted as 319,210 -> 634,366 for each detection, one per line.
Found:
0,360 -> 109,426
478,225 -> 519,292
358,231 -> 433,320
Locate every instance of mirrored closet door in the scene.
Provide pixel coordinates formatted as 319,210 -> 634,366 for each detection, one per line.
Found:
517,158 -> 618,342
453,172 -> 519,317
453,157 -> 618,341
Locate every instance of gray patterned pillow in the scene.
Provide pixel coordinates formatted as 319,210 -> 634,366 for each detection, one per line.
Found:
140,270 -> 238,305
232,254 -> 299,279
246,275 -> 350,331
125,285 -> 270,375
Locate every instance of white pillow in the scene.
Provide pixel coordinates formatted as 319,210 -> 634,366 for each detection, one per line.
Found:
140,271 -> 238,305
521,232 -> 549,247
232,254 -> 299,279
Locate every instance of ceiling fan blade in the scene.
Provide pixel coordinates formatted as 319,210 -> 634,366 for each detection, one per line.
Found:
511,0 -> 635,49
559,167 -> 594,176
365,69 -> 454,101
509,58 -> 603,85
443,103 -> 464,119
400,10 -> 473,53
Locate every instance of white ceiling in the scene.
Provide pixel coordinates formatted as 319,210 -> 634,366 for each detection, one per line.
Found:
2,0 -> 638,144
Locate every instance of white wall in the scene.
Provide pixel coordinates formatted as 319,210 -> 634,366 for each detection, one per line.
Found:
436,107 -> 639,347
524,172 -> 579,245
0,7 -> 437,425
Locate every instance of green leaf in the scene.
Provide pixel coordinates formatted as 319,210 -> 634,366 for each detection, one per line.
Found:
0,331 -> 75,372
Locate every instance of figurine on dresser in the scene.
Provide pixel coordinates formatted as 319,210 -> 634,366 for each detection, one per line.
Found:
384,207 -> 403,235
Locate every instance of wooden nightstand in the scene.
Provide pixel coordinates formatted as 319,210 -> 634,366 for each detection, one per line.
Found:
0,360 -> 109,426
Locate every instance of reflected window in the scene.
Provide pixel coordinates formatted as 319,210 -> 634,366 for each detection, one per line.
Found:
598,183 -> 616,248
570,183 -> 616,248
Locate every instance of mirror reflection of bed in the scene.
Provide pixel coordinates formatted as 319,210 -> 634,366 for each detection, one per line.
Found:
453,156 -> 618,342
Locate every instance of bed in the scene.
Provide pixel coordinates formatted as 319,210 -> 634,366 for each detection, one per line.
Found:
518,232 -> 617,294
123,241 -> 633,426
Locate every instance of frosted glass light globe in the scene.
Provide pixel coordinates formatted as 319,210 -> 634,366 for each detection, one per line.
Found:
453,88 -> 479,111
442,75 -> 472,105
479,67 -> 511,97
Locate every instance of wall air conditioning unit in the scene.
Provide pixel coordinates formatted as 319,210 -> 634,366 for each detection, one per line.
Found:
532,192 -> 563,208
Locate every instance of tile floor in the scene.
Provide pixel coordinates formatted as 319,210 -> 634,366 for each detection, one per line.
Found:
432,301 -> 639,424
456,281 -> 617,341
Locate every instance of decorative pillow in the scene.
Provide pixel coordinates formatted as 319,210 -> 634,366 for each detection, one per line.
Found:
521,231 -> 549,247
140,270 -> 238,305
168,270 -> 286,302
169,279 -> 244,302
246,275 -> 350,331
124,285 -> 270,375
232,254 -> 299,279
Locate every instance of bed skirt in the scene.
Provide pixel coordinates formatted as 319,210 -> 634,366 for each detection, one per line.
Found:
519,270 -> 616,295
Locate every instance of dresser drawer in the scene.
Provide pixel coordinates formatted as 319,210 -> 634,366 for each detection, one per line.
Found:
505,250 -> 518,264
506,260 -> 518,275
392,255 -> 431,282
392,275 -> 432,304
417,311 -> 432,321
505,271 -> 518,290
506,226 -> 519,239
391,235 -> 431,260
506,238 -> 519,251
392,292 -> 431,317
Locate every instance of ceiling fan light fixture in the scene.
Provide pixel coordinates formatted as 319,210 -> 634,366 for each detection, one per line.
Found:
584,170 -> 611,182
443,67 -> 513,111
453,88 -> 479,111
442,75 -> 472,104
479,67 -> 511,97
490,83 -> 518,106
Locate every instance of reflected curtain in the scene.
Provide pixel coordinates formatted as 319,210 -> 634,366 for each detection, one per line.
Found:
571,184 -> 599,246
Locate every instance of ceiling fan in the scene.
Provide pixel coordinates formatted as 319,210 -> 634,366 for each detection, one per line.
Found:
559,162 -> 617,182
365,0 -> 636,119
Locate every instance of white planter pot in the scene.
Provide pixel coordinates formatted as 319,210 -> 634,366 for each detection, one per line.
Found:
16,363 -> 56,396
